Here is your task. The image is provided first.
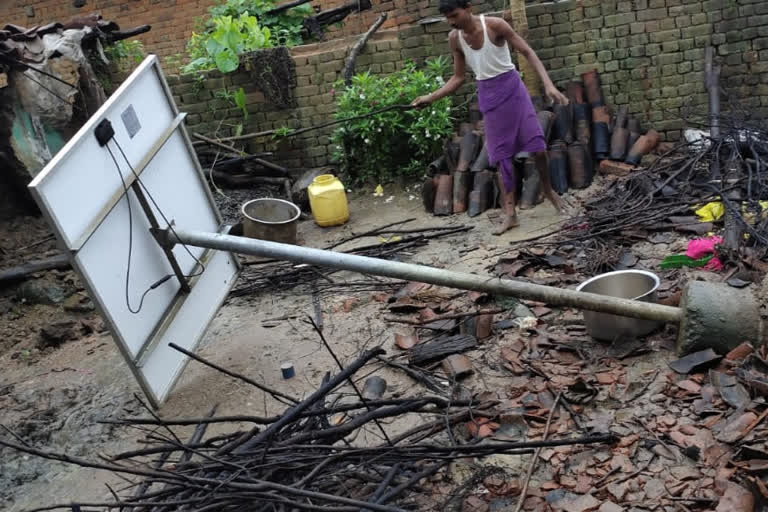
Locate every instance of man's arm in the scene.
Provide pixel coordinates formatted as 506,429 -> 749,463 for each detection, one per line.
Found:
490,17 -> 568,105
412,30 -> 466,107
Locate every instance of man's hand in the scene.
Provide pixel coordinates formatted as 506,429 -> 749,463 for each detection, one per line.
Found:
412,95 -> 432,109
545,85 -> 569,106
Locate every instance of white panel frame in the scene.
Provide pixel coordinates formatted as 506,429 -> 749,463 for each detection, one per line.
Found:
28,56 -> 241,407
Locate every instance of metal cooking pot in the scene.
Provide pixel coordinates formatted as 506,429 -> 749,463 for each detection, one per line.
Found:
576,269 -> 662,341
241,198 -> 301,245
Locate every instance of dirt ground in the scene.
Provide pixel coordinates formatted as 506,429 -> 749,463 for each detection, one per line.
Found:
0,182 -> 569,510
0,178 -> 755,512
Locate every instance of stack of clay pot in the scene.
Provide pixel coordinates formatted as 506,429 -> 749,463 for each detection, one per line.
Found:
422,104 -> 502,217
582,69 -> 661,167
522,81 -> 594,201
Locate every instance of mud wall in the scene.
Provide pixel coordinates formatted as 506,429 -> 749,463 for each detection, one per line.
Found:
170,0 -> 768,169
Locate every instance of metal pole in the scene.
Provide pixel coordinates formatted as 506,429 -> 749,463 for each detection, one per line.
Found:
162,228 -> 683,324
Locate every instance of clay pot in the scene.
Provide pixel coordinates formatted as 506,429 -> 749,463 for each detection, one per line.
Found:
433,173 -> 453,215
593,123 -> 611,159
566,81 -> 585,104
537,110 -> 555,143
452,170 -> 471,213
592,105 -> 611,124
610,127 -> 630,161
469,102 -> 482,124
581,69 -> 605,107
471,144 -> 490,173
568,141 -> 592,189
519,158 -> 540,210
475,313 -> 494,339
572,104 -> 591,146
444,136 -> 460,171
428,155 -> 446,174
553,104 -> 574,144
625,130 -> 661,165
422,176 -> 439,213
627,118 -> 641,159
457,131 -> 481,172
468,169 -> 494,217
549,140 -> 569,195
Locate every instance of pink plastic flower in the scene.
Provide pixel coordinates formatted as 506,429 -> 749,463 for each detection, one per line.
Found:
686,236 -> 723,271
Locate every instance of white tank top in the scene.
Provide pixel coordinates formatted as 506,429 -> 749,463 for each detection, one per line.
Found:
457,15 -> 516,81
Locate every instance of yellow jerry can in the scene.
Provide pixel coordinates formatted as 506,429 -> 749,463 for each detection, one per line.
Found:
307,174 -> 350,227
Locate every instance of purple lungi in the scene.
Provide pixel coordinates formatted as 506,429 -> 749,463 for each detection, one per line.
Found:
477,70 -> 546,192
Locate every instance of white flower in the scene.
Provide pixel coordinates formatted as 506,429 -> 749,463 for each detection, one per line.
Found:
426,131 -> 430,137
431,110 -> 436,115
360,94 -> 365,100
377,128 -> 381,132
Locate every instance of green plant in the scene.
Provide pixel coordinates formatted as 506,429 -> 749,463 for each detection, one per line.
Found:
183,0 -> 313,75
331,57 -> 454,184
233,87 -> 248,121
105,40 -> 145,67
183,13 -> 273,74
209,0 -> 312,46
214,86 -> 249,121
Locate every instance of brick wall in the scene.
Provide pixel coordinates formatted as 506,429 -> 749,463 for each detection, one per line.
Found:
168,26 -> 476,169
526,0 -> 768,142
0,0 -> 504,71
171,0 -> 768,170
0,0 -> 220,67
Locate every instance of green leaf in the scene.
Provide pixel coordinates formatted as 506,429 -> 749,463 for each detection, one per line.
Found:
214,47 -> 240,73
234,87 -> 248,121
660,254 -> 714,269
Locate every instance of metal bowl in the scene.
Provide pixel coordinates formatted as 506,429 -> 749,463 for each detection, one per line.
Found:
576,269 -> 662,341
241,198 -> 301,245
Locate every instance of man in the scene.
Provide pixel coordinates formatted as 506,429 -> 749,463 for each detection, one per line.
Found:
412,0 -> 568,235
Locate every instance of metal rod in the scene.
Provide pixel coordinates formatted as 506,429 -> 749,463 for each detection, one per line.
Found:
131,183 -> 191,293
159,228 -> 683,324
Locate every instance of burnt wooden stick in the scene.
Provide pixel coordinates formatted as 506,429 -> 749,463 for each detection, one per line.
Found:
179,405 -> 218,465
309,317 -> 392,445
168,343 -> 299,405
0,254 -> 71,285
276,400 -> 432,446
192,133 -> 288,176
374,460 -> 450,505
344,14 -> 388,86
386,406 -> 496,446
0,438 -> 409,512
222,347 -> 386,455
376,357 -> 447,394
366,463 -> 401,507
105,25 -> 152,43
408,334 -> 477,366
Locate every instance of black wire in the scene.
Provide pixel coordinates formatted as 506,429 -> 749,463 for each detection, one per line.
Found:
7,55 -> 79,89
111,138 -> 206,278
106,144 -> 160,314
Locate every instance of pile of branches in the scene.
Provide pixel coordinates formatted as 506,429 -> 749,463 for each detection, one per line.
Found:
539,107 -> 768,268
0,346 -> 614,512
231,221 -> 473,297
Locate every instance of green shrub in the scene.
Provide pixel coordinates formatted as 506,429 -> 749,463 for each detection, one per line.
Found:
182,0 -> 312,74
331,57 -> 454,185
183,13 -> 273,74
208,0 -> 311,47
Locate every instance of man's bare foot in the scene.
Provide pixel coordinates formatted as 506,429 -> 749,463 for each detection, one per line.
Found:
492,215 -> 520,235
546,192 -> 565,214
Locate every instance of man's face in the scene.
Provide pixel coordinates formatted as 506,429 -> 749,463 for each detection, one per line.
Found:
444,7 -> 471,30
